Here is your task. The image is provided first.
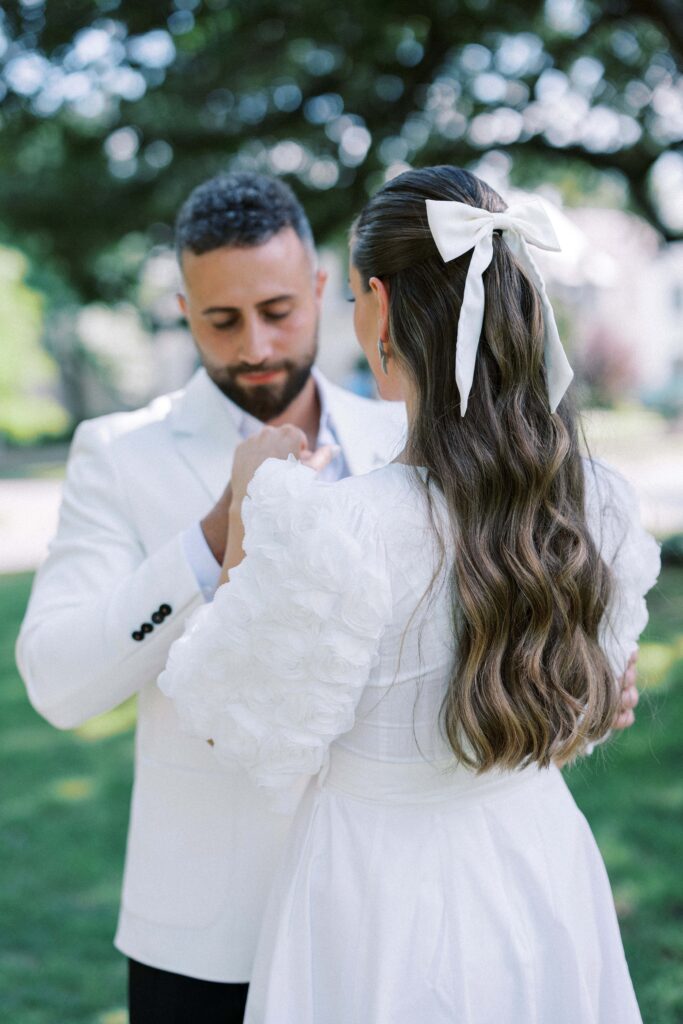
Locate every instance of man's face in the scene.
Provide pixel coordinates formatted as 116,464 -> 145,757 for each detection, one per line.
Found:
178,227 -> 327,421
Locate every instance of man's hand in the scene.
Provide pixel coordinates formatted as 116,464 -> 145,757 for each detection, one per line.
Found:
613,650 -> 639,730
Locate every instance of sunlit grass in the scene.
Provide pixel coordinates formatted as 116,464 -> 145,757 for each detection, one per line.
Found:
1,567 -> 682,1022
50,777 -> 97,802
98,1012 -> 128,1024
1,573 -> 133,1024
75,699 -> 137,742
640,640 -> 683,686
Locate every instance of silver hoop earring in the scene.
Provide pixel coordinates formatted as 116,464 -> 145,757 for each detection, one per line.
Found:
377,338 -> 389,376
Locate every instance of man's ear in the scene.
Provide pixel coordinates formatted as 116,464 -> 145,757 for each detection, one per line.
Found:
177,292 -> 188,319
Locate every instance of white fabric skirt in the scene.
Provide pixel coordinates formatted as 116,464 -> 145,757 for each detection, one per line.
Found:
245,749 -> 643,1024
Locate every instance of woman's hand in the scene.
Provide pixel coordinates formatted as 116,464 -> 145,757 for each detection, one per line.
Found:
218,426 -> 339,586
229,425 -> 339,509
229,425 -> 308,509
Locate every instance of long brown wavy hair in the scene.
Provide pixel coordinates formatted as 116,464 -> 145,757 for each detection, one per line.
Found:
351,166 -> 619,772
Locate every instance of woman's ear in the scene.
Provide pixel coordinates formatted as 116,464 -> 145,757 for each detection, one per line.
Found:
314,267 -> 328,304
368,276 -> 390,343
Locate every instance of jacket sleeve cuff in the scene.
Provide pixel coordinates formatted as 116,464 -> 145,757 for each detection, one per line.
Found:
181,522 -> 222,602
19,532 -> 205,729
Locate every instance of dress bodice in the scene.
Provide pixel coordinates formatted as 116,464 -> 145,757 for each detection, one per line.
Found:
327,464 -> 455,764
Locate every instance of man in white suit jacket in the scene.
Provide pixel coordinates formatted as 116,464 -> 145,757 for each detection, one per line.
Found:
17,173 -> 406,1022
17,172 -> 640,1022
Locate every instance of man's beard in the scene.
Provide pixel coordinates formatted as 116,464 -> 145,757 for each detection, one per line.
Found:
202,340 -> 318,422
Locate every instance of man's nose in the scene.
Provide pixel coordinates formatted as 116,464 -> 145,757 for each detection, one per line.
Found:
239,317 -> 275,365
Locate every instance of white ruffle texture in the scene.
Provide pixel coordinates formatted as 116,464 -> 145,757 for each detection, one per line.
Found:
584,458 -> 661,680
158,456 -> 392,791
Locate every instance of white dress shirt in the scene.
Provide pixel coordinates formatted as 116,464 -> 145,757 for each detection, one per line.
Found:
182,367 -> 350,599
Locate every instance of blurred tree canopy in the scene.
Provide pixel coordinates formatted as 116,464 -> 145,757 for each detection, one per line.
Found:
0,0 -> 681,303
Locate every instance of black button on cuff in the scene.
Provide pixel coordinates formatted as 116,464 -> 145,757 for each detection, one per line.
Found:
151,611 -> 164,624
141,622 -> 153,634
131,630 -> 144,642
159,603 -> 172,617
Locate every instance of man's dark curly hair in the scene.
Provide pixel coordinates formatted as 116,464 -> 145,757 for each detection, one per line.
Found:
175,172 -> 315,263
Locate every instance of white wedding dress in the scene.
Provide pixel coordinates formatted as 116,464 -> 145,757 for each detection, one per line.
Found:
159,454 -> 660,1024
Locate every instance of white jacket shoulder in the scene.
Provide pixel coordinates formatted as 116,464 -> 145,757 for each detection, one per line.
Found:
73,388 -> 180,449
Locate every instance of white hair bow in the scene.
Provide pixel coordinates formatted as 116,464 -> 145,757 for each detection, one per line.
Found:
425,197 -> 574,417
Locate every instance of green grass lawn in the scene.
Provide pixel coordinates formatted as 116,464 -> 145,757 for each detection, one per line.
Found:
1,575 -> 132,1024
1,570 -> 682,1023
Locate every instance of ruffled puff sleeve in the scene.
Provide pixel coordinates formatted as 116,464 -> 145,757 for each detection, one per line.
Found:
583,458 -> 661,682
158,455 -> 392,799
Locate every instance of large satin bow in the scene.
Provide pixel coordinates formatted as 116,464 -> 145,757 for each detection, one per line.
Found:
425,197 -> 574,417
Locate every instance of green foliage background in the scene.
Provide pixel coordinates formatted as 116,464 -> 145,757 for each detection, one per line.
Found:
1,0 -> 681,438
0,248 -> 70,441
0,0 -> 681,303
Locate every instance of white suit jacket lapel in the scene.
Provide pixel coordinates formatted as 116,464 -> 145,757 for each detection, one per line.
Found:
169,368 -> 240,503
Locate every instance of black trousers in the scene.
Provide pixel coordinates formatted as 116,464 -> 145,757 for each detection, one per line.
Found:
128,958 -> 249,1024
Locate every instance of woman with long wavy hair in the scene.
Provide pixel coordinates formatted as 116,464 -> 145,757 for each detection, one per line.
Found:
160,166 -> 660,1022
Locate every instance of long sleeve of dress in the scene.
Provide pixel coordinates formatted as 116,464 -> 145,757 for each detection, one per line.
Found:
158,455 -> 393,794
583,457 -> 661,680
